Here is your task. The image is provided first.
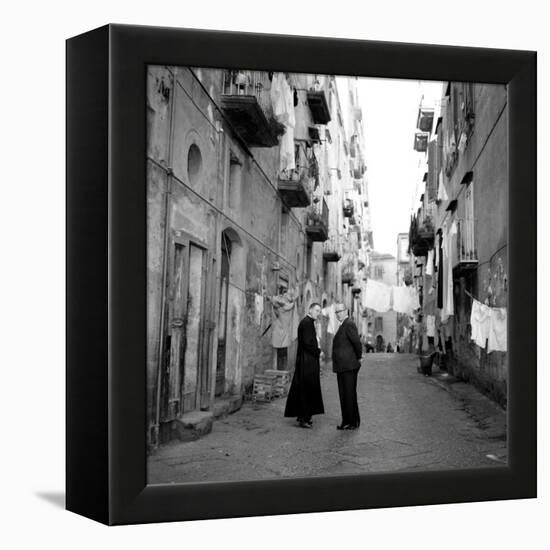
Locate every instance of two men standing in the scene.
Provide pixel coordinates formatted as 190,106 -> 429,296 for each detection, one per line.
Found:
284,303 -> 324,428
284,302 -> 362,430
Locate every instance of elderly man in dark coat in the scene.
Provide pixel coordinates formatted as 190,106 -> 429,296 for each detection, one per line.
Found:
284,303 -> 325,428
332,304 -> 362,430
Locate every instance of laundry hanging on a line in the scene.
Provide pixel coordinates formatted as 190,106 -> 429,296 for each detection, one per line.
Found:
362,279 -> 420,315
469,297 -> 507,353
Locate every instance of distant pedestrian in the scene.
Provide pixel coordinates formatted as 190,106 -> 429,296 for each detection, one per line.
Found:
284,303 -> 325,428
332,304 -> 362,430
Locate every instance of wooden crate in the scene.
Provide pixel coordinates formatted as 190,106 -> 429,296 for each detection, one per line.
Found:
252,373 -> 278,402
264,370 -> 291,398
273,382 -> 290,398
264,369 -> 291,384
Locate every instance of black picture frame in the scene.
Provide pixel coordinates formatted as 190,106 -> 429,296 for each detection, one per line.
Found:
66,24 -> 537,526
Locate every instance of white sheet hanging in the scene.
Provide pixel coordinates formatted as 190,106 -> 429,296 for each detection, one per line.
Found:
363,279 -> 392,313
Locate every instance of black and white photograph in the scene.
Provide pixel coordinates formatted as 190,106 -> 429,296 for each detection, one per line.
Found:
145,66 -> 509,484
3,0 -> 545,544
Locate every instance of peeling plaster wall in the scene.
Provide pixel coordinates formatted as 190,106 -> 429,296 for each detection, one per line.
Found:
147,66 -> 367,447
432,83 -> 508,405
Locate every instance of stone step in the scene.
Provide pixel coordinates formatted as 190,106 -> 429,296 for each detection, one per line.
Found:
212,394 -> 243,419
173,411 -> 213,442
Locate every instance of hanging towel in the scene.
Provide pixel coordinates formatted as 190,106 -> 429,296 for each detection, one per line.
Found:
254,293 -> 264,326
442,221 -> 457,320
487,307 -> 507,353
392,285 -> 411,314
409,285 -> 420,311
392,285 -> 419,315
426,314 -> 436,338
279,129 -> 295,173
270,72 -> 296,173
271,293 -> 298,348
437,170 -> 448,202
426,249 -> 434,276
363,279 -> 392,312
322,303 -> 338,335
470,298 -> 491,349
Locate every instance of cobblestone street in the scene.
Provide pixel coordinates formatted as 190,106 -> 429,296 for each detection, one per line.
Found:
148,353 -> 507,484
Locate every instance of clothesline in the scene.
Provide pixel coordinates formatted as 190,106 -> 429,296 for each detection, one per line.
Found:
464,288 -> 507,312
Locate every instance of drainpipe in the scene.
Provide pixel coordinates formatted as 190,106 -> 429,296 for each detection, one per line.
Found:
208,121 -> 225,406
153,68 -> 177,445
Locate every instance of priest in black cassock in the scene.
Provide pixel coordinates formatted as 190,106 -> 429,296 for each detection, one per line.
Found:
284,303 -> 325,428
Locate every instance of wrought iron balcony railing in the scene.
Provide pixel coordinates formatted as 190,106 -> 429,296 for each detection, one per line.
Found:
277,143 -> 313,207
454,218 -> 478,272
305,197 -> 329,242
322,235 -> 342,262
220,70 -> 282,148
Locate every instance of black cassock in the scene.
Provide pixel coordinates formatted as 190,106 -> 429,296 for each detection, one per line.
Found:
284,316 -> 325,420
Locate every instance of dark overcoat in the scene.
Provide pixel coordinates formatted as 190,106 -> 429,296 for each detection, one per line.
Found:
332,317 -> 362,373
284,316 -> 325,418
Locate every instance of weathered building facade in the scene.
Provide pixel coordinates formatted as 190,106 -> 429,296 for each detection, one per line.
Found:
409,82 -> 508,405
146,66 -> 370,448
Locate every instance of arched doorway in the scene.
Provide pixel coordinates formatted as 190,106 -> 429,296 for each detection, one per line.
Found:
376,334 -> 385,353
216,227 -> 244,397
216,232 -> 232,396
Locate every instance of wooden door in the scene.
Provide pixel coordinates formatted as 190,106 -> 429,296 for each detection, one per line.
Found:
160,233 -> 208,422
215,234 -> 231,396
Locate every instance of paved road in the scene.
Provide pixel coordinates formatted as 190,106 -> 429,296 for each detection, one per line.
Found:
148,353 -> 507,484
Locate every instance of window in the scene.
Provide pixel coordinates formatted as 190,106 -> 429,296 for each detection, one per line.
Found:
374,265 -> 384,280
460,181 -> 476,261
306,242 -> 313,279
187,144 -> 203,186
228,152 -> 242,209
375,317 -> 383,332
280,207 -> 289,252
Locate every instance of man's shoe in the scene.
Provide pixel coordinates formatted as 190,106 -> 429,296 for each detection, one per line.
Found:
344,424 -> 359,430
299,421 -> 312,429
337,424 -> 351,430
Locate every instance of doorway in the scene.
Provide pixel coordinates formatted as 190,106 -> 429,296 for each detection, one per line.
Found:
160,233 -> 208,423
376,334 -> 385,353
216,232 -> 232,396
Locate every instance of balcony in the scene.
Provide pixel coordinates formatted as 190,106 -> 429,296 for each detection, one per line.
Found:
341,262 -> 354,285
305,198 -> 329,242
417,107 -> 435,132
308,126 -> 321,143
413,132 -> 429,152
366,231 -> 374,249
350,135 -> 358,158
278,142 -> 314,207
220,71 -> 281,148
353,165 -> 365,179
454,218 -> 478,273
306,90 -> 331,124
410,216 -> 435,257
322,236 -> 341,262
343,198 -> 354,218
278,171 -> 312,207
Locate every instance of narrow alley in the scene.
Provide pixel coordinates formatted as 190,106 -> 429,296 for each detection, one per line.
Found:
148,353 -> 506,484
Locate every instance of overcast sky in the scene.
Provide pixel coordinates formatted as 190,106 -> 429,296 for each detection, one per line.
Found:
357,78 -> 444,256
